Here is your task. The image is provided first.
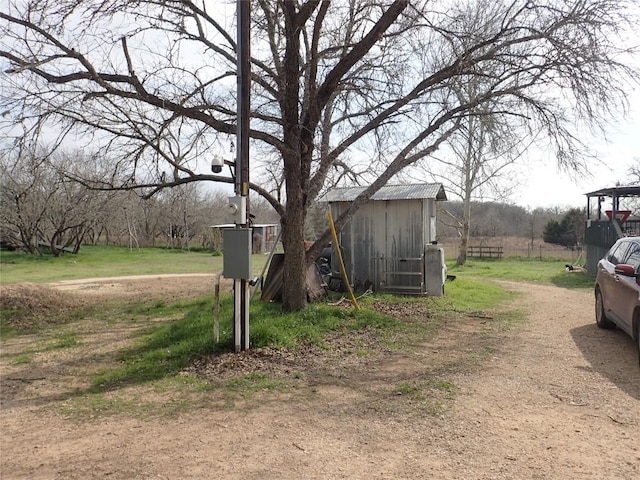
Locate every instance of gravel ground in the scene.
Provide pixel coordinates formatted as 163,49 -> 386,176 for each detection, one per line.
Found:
0,278 -> 638,479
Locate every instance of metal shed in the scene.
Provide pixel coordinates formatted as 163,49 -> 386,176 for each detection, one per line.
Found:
323,183 -> 447,295
211,223 -> 279,254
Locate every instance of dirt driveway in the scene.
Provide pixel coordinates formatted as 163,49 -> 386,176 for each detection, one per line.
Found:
1,279 -> 638,479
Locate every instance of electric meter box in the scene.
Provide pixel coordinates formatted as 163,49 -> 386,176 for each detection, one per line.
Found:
228,195 -> 247,225
223,228 -> 252,279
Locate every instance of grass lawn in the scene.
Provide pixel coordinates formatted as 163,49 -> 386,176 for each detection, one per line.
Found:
1,248 -> 594,417
2,272 -> 518,395
1,245 -> 594,288
447,257 -> 595,289
0,245 -> 269,284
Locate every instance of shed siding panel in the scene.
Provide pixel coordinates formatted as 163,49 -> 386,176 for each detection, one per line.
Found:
330,203 -> 351,275
371,200 -> 387,287
350,203 -> 378,288
383,199 -> 423,289
425,199 -> 437,243
329,194 -> 438,294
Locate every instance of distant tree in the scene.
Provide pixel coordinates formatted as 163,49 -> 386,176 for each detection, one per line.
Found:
0,148 -> 113,255
250,194 -> 280,225
562,208 -> 586,246
543,208 -> 585,246
528,208 -> 544,249
437,200 -> 562,241
0,149 -> 50,253
422,18 -> 530,265
542,219 -> 564,245
625,162 -> 640,214
628,161 -> 640,184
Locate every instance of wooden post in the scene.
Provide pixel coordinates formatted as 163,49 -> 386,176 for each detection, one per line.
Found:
213,274 -> 220,344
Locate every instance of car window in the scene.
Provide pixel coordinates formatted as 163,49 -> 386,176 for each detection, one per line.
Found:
607,242 -> 630,265
623,242 -> 640,270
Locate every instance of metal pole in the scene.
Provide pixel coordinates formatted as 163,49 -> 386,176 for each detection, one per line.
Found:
234,278 -> 241,352
235,0 -> 251,351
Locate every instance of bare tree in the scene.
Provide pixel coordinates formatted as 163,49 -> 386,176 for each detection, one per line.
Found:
1,1 -> 637,309
0,149 -> 52,253
428,97 -> 530,265
43,156 -> 103,255
623,161 -> 640,213
0,148 -> 113,255
420,3 -> 554,265
628,162 -> 640,185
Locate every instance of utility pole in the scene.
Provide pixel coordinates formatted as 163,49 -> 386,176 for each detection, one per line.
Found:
222,0 -> 251,352
219,1 -> 253,351
236,0 -> 251,351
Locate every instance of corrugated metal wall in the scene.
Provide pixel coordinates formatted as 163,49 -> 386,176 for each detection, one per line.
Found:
331,198 -> 435,293
585,220 -> 619,275
383,199 -> 423,291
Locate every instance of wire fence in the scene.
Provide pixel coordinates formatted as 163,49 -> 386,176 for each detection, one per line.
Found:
440,239 -> 584,263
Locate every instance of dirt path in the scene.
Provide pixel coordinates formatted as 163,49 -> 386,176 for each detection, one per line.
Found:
1,281 -> 638,479
440,282 -> 639,479
49,273 -> 217,288
47,273 -> 223,298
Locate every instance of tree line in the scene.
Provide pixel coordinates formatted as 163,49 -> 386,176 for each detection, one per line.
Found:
3,145 -> 635,257
436,201 -> 581,244
0,146 -> 582,256
0,149 -> 278,256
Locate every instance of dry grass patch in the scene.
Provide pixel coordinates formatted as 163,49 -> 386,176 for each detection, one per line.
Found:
0,283 -> 89,331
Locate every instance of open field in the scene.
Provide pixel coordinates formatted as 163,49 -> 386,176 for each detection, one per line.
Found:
440,236 -> 583,262
1,243 -> 587,285
449,258 -> 595,289
0,246 -> 269,285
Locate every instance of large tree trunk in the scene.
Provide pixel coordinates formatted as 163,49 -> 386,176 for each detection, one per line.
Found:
281,211 -> 308,311
280,154 -> 309,311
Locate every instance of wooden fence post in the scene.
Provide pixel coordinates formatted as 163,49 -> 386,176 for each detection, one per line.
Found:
214,274 -> 220,344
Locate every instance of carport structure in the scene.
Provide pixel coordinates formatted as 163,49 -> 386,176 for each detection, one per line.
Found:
584,185 -> 640,274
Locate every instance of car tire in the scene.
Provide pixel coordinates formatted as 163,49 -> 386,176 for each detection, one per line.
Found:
595,288 -> 616,329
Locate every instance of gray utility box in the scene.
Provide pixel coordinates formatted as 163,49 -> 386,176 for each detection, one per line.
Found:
424,243 -> 446,296
223,228 -> 252,279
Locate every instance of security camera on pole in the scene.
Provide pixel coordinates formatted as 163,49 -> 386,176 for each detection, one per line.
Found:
210,155 -> 225,174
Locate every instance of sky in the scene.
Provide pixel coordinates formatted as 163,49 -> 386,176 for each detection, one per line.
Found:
515,113 -> 639,210
418,99 -> 639,211
514,22 -> 640,210
147,0 -> 640,212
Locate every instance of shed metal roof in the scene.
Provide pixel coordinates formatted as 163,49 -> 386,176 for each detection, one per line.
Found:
585,185 -> 640,197
322,183 -> 447,202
